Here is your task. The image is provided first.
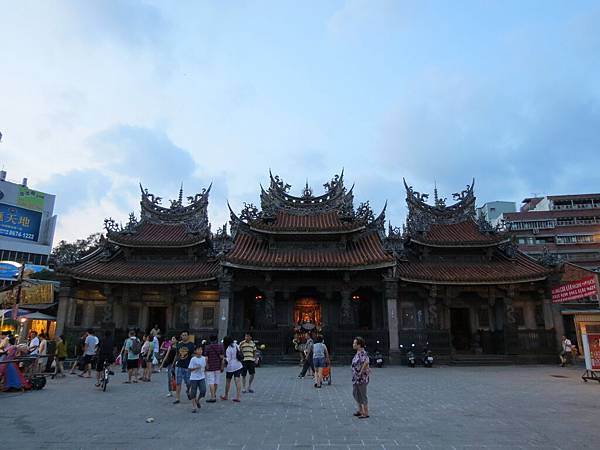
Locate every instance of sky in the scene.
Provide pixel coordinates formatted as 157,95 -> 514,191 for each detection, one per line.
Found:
1,1 -> 599,244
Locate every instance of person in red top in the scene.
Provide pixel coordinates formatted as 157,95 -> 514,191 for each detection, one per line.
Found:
203,335 -> 224,403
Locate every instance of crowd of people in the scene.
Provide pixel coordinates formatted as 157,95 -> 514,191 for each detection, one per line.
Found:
1,326 -> 373,419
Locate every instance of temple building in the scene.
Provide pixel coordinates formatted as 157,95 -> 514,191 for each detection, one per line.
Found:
57,184 -> 223,339
57,172 -> 561,362
391,180 -> 554,361
223,171 -> 394,357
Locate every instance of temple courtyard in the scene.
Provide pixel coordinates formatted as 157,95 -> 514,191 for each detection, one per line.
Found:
1,364 -> 598,450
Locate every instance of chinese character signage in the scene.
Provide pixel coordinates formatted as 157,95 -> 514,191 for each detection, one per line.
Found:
0,203 -> 42,242
589,334 -> 600,371
0,282 -> 54,306
17,187 -> 46,211
551,276 -> 598,303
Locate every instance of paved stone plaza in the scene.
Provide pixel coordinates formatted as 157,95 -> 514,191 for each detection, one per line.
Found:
1,364 -> 598,450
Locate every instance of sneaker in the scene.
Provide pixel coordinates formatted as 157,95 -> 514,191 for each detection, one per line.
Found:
248,389 -> 254,393
173,400 -> 180,404
166,393 -> 173,397
242,389 -> 247,394
192,409 -> 197,413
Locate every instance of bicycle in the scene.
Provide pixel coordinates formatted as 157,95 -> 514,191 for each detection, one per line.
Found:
100,360 -> 114,392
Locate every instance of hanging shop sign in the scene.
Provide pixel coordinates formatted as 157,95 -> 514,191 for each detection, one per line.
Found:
552,276 -> 598,303
0,203 -> 42,242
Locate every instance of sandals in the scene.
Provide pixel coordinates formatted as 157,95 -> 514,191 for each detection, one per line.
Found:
232,398 -> 241,402
358,415 -> 370,419
220,395 -> 228,401
353,412 -> 362,417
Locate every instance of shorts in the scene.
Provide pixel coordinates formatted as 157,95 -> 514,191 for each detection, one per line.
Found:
225,368 -> 242,379
176,366 -> 191,386
83,354 -> 95,366
127,359 -> 139,370
189,379 -> 207,399
241,360 -> 255,376
95,354 -> 114,371
206,370 -> 221,385
352,383 -> 368,405
313,357 -> 326,368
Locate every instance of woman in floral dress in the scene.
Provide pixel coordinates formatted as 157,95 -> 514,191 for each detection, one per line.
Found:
351,336 -> 370,419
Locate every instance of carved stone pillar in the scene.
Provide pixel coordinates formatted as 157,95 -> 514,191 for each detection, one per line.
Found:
503,285 -> 518,354
264,289 -> 275,328
384,276 -> 401,363
426,285 -> 439,329
175,284 -> 190,330
102,284 -> 116,331
218,273 -> 232,340
56,278 -> 76,335
339,289 -> 354,328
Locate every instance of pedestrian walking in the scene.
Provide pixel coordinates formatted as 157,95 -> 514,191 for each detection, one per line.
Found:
173,330 -> 195,404
79,329 -> 98,378
560,335 -> 573,367
52,335 -> 67,379
28,331 -> 40,356
37,333 -> 48,374
152,333 -> 160,372
159,336 -> 178,397
188,344 -> 207,413
351,336 -> 370,419
124,330 -> 141,383
140,334 -> 154,382
204,334 -> 224,403
298,331 -> 314,378
220,336 -> 242,402
312,335 -> 329,388
240,332 -> 257,393
69,332 -> 86,374
95,330 -> 115,387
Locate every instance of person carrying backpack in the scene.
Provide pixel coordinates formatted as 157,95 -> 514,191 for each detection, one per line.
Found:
124,330 -> 141,383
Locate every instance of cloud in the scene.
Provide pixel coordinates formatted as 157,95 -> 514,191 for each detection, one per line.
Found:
375,71 -> 600,206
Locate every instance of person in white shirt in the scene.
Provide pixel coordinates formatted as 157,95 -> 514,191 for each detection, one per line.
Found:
560,335 -> 573,367
220,336 -> 242,402
152,334 -> 160,372
80,329 -> 99,378
28,331 -> 40,355
187,345 -> 207,413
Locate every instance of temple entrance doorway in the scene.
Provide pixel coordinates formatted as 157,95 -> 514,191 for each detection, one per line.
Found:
451,307 -> 471,351
294,297 -> 321,328
148,307 -> 167,334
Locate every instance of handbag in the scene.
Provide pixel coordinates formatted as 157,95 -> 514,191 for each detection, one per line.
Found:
152,355 -> 158,365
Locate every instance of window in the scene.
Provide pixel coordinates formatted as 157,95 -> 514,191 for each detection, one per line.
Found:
74,302 -> 84,326
514,307 -> 525,327
534,304 -> 545,328
400,306 -> 416,329
478,307 -> 490,327
202,307 -> 215,328
127,305 -> 140,327
93,305 -> 104,326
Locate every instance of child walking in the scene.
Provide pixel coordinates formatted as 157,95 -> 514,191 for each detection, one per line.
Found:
188,344 -> 207,413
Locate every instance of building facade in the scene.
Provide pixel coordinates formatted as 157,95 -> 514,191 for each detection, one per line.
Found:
0,170 -> 57,270
503,193 -> 600,271
58,173 -> 561,362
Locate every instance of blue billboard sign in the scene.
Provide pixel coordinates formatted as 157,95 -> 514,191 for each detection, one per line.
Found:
0,203 -> 42,242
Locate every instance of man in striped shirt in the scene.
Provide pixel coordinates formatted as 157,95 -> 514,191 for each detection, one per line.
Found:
239,332 -> 257,393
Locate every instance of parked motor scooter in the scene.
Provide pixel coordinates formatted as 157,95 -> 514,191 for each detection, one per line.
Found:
422,344 -> 434,368
400,343 -> 416,367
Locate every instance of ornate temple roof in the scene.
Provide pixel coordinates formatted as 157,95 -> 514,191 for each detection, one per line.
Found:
224,171 -> 393,270
402,179 -> 509,247
224,231 -> 393,270
396,252 -> 549,285
105,183 -> 211,248
63,247 -> 219,283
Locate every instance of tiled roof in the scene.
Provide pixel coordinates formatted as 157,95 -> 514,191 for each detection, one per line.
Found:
108,223 -> 205,247
64,251 -> 219,283
412,222 -> 508,247
396,252 -> 549,284
225,231 -> 393,269
250,211 -> 363,233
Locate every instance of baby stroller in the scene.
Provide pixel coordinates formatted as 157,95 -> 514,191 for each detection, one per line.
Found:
322,362 -> 332,385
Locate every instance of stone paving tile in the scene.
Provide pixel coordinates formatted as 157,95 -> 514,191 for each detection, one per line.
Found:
1,365 -> 599,449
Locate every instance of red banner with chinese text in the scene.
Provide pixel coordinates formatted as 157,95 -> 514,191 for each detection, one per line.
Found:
552,276 -> 598,303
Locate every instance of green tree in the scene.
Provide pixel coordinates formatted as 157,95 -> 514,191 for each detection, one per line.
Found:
50,232 -> 103,268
